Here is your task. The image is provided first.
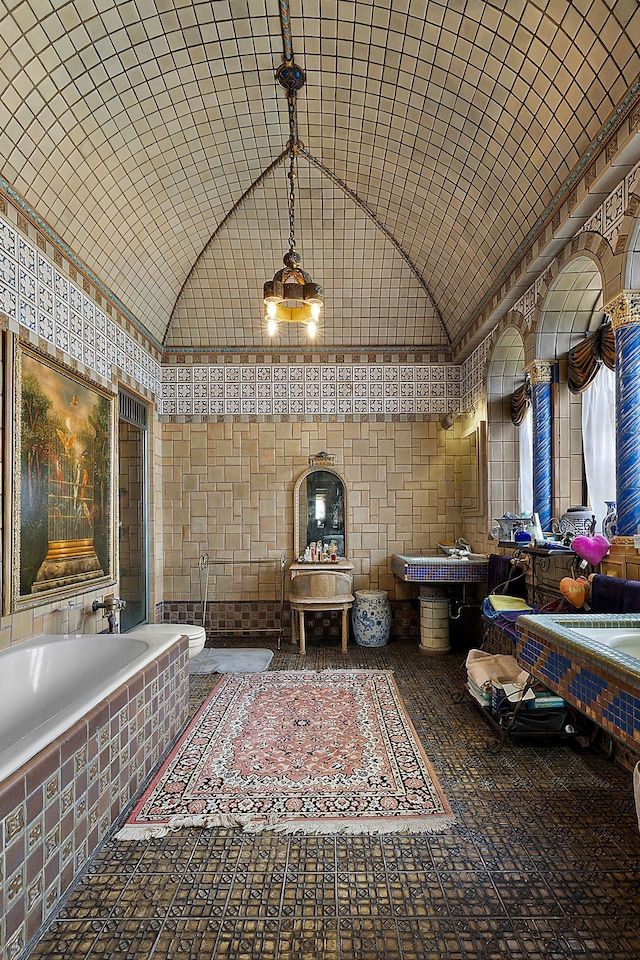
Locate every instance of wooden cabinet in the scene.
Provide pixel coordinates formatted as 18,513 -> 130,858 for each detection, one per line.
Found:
599,555 -> 626,579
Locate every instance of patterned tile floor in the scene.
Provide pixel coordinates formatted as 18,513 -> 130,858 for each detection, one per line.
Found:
26,635 -> 640,960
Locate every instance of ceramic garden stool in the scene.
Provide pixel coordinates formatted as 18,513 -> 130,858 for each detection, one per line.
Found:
351,589 -> 392,647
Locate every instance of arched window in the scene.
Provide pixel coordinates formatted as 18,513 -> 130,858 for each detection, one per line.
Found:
511,377 -> 533,514
567,321 -> 616,531
581,365 -> 616,532
518,410 -> 534,514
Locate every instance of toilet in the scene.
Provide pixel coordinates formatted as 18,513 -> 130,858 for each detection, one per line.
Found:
178,623 -> 206,659
129,623 -> 206,659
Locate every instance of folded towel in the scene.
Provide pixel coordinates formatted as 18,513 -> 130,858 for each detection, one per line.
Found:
487,595 -> 532,613
590,574 -> 625,614
465,648 -> 531,692
622,579 -> 640,614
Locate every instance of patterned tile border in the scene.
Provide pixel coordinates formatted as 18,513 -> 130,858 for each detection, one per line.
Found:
159,360 -> 462,419
0,213 -> 161,400
161,599 -> 420,642
516,613 -> 640,751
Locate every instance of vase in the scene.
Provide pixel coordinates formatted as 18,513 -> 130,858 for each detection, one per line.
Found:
602,501 -> 618,541
351,590 -> 392,647
558,505 -> 595,538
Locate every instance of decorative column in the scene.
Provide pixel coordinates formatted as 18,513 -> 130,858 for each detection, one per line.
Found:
605,292 -> 640,536
528,360 -> 554,532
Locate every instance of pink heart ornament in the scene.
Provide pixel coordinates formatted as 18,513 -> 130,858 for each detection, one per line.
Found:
571,534 -> 610,565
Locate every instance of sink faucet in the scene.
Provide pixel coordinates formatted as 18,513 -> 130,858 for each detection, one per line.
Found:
92,596 -> 126,633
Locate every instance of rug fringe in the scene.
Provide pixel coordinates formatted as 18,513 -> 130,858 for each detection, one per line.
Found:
115,813 -> 456,840
115,812 -> 272,840
267,815 -> 457,836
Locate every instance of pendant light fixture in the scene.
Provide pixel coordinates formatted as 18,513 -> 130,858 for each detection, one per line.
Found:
263,61 -> 323,339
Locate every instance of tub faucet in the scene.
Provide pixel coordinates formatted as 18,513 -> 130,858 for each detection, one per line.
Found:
92,596 -> 126,633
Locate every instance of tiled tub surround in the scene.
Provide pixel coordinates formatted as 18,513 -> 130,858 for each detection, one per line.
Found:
0,630 -> 189,960
516,614 -> 640,751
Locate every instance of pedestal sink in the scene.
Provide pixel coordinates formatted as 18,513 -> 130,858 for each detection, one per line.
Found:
391,553 -> 489,654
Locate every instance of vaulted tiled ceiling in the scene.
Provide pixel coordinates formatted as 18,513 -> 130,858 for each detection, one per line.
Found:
1,1 -> 639,354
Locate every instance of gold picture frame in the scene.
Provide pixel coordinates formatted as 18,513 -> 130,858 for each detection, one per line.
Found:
4,339 -> 117,613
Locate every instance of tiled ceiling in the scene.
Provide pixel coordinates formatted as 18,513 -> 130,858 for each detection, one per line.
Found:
1,0 -> 639,353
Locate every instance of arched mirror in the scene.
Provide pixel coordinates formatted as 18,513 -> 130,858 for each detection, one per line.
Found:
294,466 -> 347,560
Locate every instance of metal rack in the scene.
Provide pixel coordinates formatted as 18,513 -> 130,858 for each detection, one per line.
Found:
197,553 -> 287,649
498,542 -> 577,603
454,675 -> 574,754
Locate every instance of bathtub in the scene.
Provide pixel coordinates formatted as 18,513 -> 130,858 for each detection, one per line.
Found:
0,628 -> 184,784
567,626 -> 640,660
0,627 -> 190,959
516,613 -> 640,753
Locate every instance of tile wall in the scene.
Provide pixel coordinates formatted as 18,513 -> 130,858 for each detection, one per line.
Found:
0,203 -> 163,649
160,417 -> 487,609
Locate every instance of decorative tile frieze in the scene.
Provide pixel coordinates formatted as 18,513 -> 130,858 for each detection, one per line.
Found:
159,361 -> 464,419
0,213 -> 161,399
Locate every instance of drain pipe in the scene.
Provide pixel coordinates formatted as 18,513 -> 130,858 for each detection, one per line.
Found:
198,554 -> 210,630
448,583 -> 480,620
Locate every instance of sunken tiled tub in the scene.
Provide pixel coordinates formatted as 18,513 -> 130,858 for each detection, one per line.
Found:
0,628 -> 189,960
516,613 -> 640,750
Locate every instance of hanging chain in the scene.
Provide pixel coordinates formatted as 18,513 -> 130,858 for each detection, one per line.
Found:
275,61 -> 306,260
287,92 -> 297,253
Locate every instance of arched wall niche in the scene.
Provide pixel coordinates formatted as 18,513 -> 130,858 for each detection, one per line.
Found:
534,250 -> 606,517
533,250 -> 606,358
485,322 -> 526,524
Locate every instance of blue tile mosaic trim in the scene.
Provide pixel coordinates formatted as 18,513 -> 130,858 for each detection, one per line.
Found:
391,554 -> 488,583
516,617 -> 640,751
602,692 -> 640,738
539,648 -> 574,686
567,669 -> 608,707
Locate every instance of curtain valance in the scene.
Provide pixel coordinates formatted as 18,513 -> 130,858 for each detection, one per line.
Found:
510,378 -> 531,426
567,321 -> 615,394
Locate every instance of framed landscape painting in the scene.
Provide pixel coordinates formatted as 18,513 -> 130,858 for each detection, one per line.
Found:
4,340 -> 116,612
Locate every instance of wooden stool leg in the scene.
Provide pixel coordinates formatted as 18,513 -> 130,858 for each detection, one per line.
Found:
341,607 -> 348,653
299,610 -> 306,655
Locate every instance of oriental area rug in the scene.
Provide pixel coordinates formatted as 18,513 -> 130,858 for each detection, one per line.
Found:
116,670 -> 454,838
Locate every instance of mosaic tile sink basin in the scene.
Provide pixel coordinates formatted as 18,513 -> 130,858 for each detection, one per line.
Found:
391,553 -> 488,583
